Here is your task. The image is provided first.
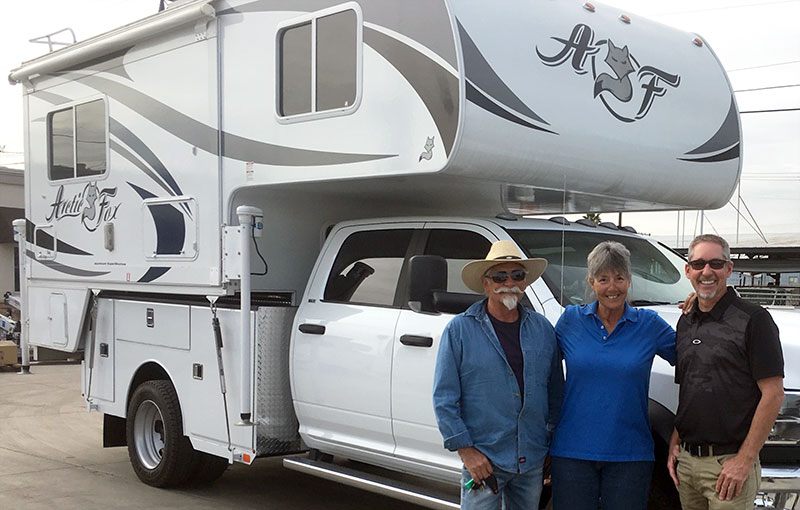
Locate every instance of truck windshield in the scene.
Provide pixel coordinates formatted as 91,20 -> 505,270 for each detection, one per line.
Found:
509,229 -> 694,307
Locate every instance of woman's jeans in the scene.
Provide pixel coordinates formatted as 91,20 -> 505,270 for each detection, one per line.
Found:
551,456 -> 653,510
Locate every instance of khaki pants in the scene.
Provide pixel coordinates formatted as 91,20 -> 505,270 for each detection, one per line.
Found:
676,448 -> 761,510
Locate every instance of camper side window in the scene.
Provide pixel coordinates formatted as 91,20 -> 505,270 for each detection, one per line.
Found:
278,8 -> 359,118
47,99 -> 107,181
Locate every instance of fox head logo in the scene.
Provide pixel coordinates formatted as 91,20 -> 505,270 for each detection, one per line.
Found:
594,40 -> 634,102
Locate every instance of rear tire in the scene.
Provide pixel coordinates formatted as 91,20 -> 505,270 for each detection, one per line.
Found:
187,451 -> 229,485
126,380 -> 194,487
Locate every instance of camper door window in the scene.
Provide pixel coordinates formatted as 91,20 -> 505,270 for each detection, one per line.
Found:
278,7 -> 359,119
47,99 -> 107,181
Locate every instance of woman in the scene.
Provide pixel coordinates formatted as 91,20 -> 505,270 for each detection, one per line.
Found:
550,241 -> 676,510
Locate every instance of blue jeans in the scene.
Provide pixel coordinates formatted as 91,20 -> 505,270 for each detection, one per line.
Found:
460,465 -> 544,510
551,456 -> 653,510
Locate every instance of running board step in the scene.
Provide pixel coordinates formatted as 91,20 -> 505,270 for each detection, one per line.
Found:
283,456 -> 460,510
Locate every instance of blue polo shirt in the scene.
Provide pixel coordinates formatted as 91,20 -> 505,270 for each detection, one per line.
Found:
551,302 -> 676,462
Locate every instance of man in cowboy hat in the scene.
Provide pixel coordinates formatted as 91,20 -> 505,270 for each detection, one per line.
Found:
433,240 -> 564,510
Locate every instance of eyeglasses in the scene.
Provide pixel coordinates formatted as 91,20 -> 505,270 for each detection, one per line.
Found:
485,269 -> 527,284
688,258 -> 728,270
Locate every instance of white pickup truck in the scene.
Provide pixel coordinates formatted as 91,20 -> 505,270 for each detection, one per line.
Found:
284,215 -> 800,508
9,0 -> 799,508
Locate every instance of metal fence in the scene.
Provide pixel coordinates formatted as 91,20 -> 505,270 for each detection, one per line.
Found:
736,287 -> 800,307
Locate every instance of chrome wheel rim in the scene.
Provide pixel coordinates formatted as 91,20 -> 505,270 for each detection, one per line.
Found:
133,399 -> 165,470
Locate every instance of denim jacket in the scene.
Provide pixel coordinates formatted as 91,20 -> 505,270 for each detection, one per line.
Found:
433,299 -> 564,474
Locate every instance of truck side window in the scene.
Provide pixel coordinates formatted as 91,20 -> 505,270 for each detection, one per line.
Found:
424,229 -> 492,295
324,229 -> 413,307
278,8 -> 359,118
47,99 -> 107,181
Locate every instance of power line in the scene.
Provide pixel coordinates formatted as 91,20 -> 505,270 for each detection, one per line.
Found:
734,83 -> 800,93
740,107 -> 800,114
728,59 -> 800,73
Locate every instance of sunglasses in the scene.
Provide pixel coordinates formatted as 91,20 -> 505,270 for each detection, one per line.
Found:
485,269 -> 527,284
688,258 -> 728,270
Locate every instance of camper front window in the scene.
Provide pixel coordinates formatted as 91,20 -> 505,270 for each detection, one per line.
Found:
47,99 -> 107,181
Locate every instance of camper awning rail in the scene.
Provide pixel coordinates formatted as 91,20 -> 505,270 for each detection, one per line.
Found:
8,0 -> 215,86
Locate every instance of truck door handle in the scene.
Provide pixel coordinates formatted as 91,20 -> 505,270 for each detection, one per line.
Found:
298,324 -> 326,335
399,335 -> 433,347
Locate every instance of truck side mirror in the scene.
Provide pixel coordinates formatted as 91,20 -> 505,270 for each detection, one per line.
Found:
407,255 -> 448,313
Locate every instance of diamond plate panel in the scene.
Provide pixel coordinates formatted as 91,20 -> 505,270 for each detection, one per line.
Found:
255,306 -> 303,455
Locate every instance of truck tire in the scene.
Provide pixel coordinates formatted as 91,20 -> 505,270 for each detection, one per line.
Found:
126,380 -> 194,487
187,451 -> 229,485
648,437 -> 681,510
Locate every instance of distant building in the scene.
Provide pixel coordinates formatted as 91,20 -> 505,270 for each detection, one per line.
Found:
0,152 -> 24,297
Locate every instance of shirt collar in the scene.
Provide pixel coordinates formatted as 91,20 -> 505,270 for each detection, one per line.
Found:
690,286 -> 736,322
582,300 -> 639,323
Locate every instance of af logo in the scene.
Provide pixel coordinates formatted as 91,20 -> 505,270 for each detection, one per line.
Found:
46,181 -> 120,232
536,24 -> 680,122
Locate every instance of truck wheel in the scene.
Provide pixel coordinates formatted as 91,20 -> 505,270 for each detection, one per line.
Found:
126,380 -> 194,487
187,451 -> 229,485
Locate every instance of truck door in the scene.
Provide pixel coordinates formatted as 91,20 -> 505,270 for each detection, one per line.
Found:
391,225 -> 497,469
292,223 -> 422,456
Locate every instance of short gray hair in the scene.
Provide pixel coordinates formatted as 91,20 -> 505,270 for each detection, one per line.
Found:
587,241 -> 631,280
688,234 -> 730,261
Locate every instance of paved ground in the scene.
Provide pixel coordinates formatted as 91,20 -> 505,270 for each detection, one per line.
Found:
0,363 -> 432,509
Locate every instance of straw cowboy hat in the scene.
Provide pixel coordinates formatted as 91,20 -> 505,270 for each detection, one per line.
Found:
461,240 -> 548,294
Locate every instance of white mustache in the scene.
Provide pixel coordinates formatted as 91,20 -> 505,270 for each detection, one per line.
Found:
493,286 -> 523,294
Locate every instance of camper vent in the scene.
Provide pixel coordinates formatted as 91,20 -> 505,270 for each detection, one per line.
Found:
548,216 -> 570,226
575,218 -> 597,228
599,222 -> 619,230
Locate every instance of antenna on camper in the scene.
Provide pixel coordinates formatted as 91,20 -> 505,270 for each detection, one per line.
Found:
29,28 -> 76,52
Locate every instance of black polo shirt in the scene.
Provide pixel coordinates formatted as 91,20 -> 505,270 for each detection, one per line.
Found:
675,287 -> 784,445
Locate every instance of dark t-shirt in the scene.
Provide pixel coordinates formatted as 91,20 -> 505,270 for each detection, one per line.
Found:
675,287 -> 784,445
489,312 -> 524,398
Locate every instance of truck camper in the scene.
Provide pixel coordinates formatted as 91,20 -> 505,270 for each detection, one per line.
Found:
9,0 -> 799,507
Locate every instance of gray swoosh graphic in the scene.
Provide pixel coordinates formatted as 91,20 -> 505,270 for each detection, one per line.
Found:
364,27 -> 459,156
457,20 -> 549,126
32,90 -> 72,105
80,75 -> 395,166
684,98 -> 740,156
110,139 -> 177,199
26,250 -> 110,277
109,118 -> 186,199
218,0 -> 458,69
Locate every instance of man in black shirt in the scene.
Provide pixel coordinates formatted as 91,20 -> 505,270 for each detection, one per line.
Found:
667,234 -> 784,508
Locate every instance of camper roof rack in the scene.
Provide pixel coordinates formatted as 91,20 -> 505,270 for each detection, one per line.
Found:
29,28 -> 76,53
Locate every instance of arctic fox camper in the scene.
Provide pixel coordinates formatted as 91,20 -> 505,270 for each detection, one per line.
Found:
10,0 -> 799,507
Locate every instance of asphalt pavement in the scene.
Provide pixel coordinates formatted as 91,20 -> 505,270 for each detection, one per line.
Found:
0,363 -> 427,509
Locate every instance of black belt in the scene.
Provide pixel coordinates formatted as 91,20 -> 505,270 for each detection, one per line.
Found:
681,441 -> 740,457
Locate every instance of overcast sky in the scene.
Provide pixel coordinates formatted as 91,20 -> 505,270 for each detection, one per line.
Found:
2,0 -> 798,247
